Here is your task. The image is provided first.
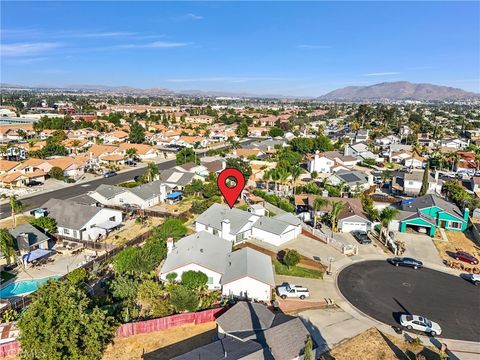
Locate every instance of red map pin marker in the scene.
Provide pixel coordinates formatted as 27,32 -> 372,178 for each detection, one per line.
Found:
217,168 -> 245,208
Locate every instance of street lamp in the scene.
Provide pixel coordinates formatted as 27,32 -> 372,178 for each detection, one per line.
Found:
327,256 -> 335,275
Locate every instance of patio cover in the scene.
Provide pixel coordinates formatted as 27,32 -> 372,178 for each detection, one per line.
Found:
94,220 -> 121,230
167,191 -> 183,199
22,249 -> 52,263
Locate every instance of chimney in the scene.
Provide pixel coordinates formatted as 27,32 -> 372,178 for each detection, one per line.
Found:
160,183 -> 167,201
166,237 -> 174,254
221,219 -> 231,239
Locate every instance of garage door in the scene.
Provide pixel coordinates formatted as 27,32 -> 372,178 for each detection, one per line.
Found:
342,222 -> 367,232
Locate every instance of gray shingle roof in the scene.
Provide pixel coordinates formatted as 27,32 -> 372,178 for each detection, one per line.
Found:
400,194 -> 465,220
159,169 -> 195,187
216,301 -> 275,333
8,223 -> 49,252
251,217 -> 290,235
160,231 -> 232,275
273,212 -> 302,226
170,336 -> 267,360
195,203 -> 256,234
94,180 -> 170,201
221,247 -> 275,286
41,198 -> 102,230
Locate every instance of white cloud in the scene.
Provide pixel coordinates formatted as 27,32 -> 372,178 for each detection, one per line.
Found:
297,44 -> 331,49
363,72 -> 400,76
1,42 -> 61,56
117,41 -> 191,49
172,13 -> 203,21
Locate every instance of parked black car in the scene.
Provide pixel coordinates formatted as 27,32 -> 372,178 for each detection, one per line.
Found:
103,170 -> 117,178
351,230 -> 372,244
388,257 -> 423,269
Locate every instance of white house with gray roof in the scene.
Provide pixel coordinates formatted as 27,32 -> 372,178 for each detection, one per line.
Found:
160,231 -> 275,301
195,203 -> 302,246
41,199 -> 122,241
89,181 -> 170,209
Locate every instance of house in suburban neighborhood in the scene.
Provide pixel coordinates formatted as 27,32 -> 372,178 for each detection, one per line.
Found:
195,203 -> 302,246
295,195 -> 372,233
8,223 -> 51,256
172,301 -> 316,360
397,194 -> 469,236
40,199 -> 123,241
327,169 -> 373,192
391,170 -> 441,196
160,232 -> 275,301
158,169 -> 198,190
89,181 -> 171,209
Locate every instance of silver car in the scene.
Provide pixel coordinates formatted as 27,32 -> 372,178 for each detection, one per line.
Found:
400,314 -> 442,336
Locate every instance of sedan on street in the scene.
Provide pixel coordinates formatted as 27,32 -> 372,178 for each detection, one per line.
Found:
453,251 -> 479,265
400,314 -> 442,336
388,257 -> 423,269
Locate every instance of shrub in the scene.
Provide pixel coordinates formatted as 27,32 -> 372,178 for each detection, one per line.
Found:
283,249 -> 301,268
170,285 -> 199,313
181,270 -> 208,289
48,166 -> 64,180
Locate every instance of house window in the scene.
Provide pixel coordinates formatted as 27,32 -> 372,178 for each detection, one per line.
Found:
207,277 -> 214,285
449,221 -> 461,229
213,229 -> 219,236
109,216 -> 116,221
63,229 -> 70,235
73,230 -> 78,238
236,233 -> 244,242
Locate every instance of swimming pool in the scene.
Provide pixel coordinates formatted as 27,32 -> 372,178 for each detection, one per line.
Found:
0,276 -> 60,298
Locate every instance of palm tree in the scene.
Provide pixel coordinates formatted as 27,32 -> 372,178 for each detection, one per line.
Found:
125,147 -> 138,161
313,197 -> 328,229
9,195 -> 24,228
142,163 -> 159,183
262,170 -> 271,191
276,167 -> 290,194
329,201 -> 345,233
290,166 -> 302,196
379,207 -> 400,245
269,169 -> 280,194
0,229 -> 17,265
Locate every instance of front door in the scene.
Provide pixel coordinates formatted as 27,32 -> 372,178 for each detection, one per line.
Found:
439,220 -> 447,228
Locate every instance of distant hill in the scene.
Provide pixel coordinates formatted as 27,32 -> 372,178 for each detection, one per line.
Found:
319,81 -> 480,101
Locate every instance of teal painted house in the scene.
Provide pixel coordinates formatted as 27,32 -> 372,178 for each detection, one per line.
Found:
398,195 -> 469,237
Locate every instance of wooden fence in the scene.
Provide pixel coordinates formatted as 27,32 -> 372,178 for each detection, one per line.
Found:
0,307 -> 225,358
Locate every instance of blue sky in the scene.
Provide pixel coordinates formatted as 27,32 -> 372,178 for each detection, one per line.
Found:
1,1 -> 479,96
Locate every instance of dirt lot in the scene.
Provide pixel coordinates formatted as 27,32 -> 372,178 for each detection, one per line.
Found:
0,215 -> 34,229
320,328 -> 443,360
235,242 -> 327,272
107,217 -> 164,245
103,322 -> 216,360
433,230 -> 480,270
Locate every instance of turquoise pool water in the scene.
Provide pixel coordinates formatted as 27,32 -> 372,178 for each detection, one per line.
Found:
0,276 -> 60,298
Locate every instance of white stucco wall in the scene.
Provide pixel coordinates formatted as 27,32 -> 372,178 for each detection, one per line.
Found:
160,263 -> 223,290
222,276 -> 272,301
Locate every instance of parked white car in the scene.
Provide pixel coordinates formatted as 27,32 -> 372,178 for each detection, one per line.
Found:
276,283 -> 310,300
400,314 -> 442,336
465,273 -> 480,285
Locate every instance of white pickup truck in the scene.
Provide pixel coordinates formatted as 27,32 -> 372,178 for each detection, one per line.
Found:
276,283 -> 310,300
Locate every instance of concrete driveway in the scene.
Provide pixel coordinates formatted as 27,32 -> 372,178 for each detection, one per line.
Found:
333,232 -> 385,257
395,232 -> 444,266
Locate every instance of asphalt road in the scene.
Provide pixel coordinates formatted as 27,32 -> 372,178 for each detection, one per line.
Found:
0,159 -> 177,219
337,260 -> 480,341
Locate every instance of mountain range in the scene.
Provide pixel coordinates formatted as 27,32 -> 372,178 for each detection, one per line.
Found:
318,81 -> 479,101
1,81 -> 479,101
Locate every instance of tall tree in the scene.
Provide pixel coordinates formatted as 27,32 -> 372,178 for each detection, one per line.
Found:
290,166 -> 302,196
142,163 -> 159,183
304,335 -> 314,360
9,195 -> 24,227
379,207 -> 400,245
0,229 -> 17,265
313,197 -> 328,229
419,164 -> 430,196
329,201 -> 345,233
18,280 -> 116,360
129,122 -> 145,144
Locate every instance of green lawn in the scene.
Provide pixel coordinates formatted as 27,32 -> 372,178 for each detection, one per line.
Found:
273,260 -> 323,279
1,271 -> 16,282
